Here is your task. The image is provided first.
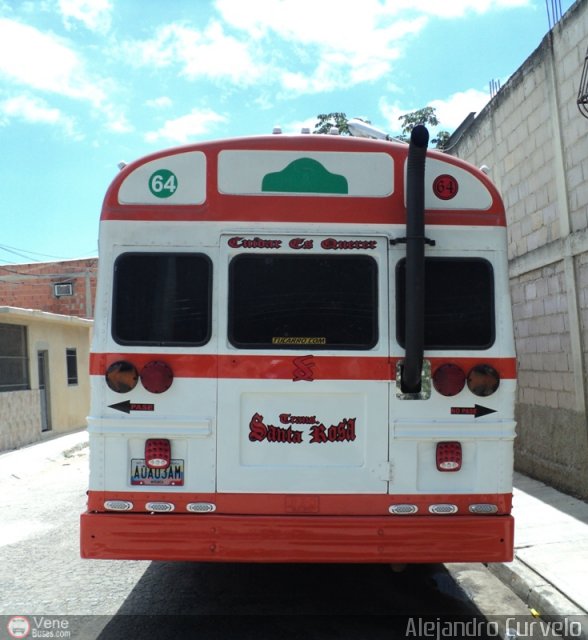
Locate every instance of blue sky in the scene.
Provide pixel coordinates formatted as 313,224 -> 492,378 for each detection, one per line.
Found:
0,0 -> 576,265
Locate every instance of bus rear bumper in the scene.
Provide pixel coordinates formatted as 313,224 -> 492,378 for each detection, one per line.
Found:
80,512 -> 514,563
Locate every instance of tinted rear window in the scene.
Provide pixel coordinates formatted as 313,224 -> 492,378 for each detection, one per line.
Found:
229,254 -> 378,349
396,258 -> 494,349
113,253 -> 211,346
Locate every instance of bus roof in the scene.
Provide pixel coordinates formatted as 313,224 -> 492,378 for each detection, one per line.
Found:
101,134 -> 506,227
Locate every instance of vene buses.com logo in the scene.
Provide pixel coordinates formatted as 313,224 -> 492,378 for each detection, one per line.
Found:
7,616 -> 30,638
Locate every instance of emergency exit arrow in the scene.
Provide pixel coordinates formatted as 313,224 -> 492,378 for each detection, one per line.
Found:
108,401 -> 155,414
450,404 -> 496,418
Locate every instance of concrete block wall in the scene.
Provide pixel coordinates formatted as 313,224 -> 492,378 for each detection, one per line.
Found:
448,0 -> 588,498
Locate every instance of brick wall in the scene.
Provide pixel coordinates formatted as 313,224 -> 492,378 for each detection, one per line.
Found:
448,0 -> 588,498
0,258 -> 97,319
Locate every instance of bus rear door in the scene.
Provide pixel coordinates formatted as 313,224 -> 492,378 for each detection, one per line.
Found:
216,234 -> 391,497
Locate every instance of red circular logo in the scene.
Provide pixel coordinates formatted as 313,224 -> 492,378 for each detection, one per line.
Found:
433,174 -> 459,200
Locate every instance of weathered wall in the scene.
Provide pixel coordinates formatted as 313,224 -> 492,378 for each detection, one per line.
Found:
0,258 -> 97,319
0,390 -> 41,450
448,0 -> 588,498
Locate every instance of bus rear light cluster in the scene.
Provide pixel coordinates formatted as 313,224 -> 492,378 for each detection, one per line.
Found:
104,500 -> 134,511
187,502 -> 217,513
429,504 -> 458,514
469,504 -> 498,514
388,504 -> 419,515
146,502 -> 175,513
145,438 -> 171,470
433,363 -> 500,397
436,441 -> 462,472
106,360 -> 174,394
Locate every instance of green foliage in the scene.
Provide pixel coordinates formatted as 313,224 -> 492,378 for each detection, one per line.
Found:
313,107 -> 450,149
313,112 -> 351,135
398,106 -> 450,150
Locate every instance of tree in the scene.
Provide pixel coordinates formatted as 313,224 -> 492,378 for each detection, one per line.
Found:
398,106 -> 450,150
313,107 -> 450,149
313,112 -> 352,135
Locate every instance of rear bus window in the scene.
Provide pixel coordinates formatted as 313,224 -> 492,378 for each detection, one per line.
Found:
396,258 -> 495,349
229,254 -> 378,349
112,253 -> 211,346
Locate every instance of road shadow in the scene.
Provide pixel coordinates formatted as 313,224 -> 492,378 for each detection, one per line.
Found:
94,562 -> 489,639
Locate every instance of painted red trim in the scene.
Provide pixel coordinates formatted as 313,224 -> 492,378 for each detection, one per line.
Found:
80,510 -> 514,563
90,353 -> 517,381
87,490 -> 512,515
100,136 -> 506,227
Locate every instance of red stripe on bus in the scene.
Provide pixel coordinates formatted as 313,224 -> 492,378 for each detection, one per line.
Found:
90,353 -> 517,380
90,351 -> 516,380
86,490 -> 512,515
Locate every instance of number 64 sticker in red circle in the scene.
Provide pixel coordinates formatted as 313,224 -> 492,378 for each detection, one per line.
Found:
433,174 -> 458,200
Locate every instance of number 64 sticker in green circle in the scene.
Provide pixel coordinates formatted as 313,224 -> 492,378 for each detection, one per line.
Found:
149,169 -> 178,198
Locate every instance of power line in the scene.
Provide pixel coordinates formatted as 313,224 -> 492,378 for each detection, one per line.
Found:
0,243 -> 97,264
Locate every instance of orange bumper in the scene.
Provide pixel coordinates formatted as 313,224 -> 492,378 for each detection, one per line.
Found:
80,512 -> 514,563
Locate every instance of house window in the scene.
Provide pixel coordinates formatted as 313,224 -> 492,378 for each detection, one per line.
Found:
0,324 -> 30,392
66,348 -> 78,385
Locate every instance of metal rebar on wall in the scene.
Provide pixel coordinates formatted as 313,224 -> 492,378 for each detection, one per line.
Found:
578,46 -> 588,118
545,0 -> 563,30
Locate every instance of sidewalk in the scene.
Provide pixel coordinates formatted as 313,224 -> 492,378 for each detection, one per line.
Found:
489,471 -> 588,634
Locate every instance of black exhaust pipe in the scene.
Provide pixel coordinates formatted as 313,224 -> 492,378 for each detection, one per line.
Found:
402,124 -> 429,394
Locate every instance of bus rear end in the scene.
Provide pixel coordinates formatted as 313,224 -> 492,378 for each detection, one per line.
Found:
81,130 -> 515,563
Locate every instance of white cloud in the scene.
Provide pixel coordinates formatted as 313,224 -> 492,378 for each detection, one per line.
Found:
0,18 -> 106,106
429,89 -> 490,130
0,94 -> 80,138
216,0 -> 428,94
59,0 -> 113,33
146,96 -> 173,109
379,88 -> 490,136
379,0 -> 530,18
124,21 -> 265,86
145,108 -> 228,144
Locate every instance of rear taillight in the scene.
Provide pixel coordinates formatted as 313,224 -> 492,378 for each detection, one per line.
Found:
436,441 -> 462,472
432,364 -> 466,396
140,360 -> 174,394
105,361 -> 139,393
145,438 -> 171,470
467,364 -> 500,397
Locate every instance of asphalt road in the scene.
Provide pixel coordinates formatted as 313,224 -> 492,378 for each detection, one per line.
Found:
0,434 -> 512,640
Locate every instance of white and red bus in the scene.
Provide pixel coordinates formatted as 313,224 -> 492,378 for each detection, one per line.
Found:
81,124 -> 516,563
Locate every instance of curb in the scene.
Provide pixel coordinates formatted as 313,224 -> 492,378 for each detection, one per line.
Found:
488,560 -> 588,640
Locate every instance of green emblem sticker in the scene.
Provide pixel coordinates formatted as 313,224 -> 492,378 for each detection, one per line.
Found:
149,169 -> 178,198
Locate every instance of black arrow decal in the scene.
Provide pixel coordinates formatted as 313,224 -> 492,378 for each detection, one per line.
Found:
451,404 -> 497,418
109,401 -> 154,414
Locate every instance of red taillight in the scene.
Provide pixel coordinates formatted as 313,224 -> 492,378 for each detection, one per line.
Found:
436,441 -> 462,472
467,364 -> 500,397
432,364 -> 466,396
140,361 -> 174,394
105,361 -> 139,393
145,438 -> 171,470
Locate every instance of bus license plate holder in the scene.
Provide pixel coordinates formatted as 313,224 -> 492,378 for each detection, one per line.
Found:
130,458 -> 185,486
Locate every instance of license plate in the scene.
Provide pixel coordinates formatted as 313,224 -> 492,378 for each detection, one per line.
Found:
130,459 -> 185,486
